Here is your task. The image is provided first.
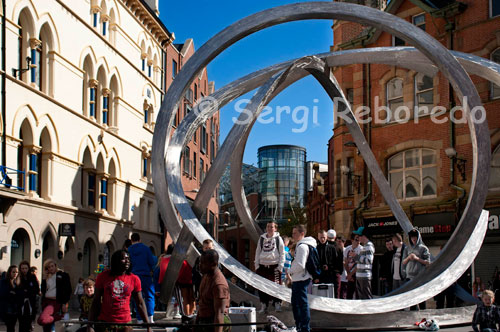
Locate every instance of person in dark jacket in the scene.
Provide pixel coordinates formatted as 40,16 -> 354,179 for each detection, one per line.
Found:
128,233 -> 157,323
18,260 -> 40,332
391,233 -> 406,291
0,265 -> 20,332
37,259 -> 72,332
379,237 -> 395,295
315,230 -> 328,284
324,229 -> 344,298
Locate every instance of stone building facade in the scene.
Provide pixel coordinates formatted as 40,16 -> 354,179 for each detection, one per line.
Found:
329,0 -> 500,283
0,0 -> 218,286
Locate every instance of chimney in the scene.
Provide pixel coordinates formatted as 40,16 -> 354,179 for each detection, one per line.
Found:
143,0 -> 159,16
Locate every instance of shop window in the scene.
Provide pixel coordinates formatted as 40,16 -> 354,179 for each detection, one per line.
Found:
491,49 -> 500,100
386,77 -> 404,122
415,73 -> 434,115
388,148 -> 437,200
489,145 -> 500,190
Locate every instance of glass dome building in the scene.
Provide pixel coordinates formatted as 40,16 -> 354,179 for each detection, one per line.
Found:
257,145 -> 306,223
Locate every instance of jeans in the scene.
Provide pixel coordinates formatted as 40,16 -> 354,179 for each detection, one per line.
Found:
138,275 -> 155,317
356,277 -> 372,299
291,279 -> 311,332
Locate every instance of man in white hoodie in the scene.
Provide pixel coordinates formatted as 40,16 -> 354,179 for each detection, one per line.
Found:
288,224 -> 317,332
255,221 -> 285,313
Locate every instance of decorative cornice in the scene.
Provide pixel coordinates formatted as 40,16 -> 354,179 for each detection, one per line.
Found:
29,38 -> 42,49
89,79 -> 99,88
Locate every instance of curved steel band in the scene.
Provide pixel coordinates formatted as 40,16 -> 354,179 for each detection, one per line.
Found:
152,2 -> 493,314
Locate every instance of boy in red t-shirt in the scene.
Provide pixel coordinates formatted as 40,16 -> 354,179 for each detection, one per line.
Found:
87,250 -> 151,332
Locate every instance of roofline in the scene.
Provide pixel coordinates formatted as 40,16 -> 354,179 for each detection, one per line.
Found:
139,0 -> 174,42
258,144 -> 306,152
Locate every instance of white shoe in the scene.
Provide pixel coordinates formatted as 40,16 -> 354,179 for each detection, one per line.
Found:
149,316 -> 154,323
258,303 -> 267,314
275,303 -> 281,312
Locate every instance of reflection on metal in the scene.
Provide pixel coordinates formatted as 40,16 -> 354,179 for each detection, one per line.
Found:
152,2 -> 495,314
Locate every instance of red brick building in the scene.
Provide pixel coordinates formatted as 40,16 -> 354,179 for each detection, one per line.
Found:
329,0 -> 500,283
164,39 -> 220,247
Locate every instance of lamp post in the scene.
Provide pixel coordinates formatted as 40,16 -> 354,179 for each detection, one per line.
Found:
217,211 -> 230,243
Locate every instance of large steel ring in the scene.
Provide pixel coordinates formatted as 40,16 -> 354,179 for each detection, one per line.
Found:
152,2 -> 491,314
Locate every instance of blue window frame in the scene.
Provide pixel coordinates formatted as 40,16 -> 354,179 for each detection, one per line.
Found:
93,13 -> 98,28
100,178 -> 107,210
90,87 -> 96,117
144,109 -> 149,124
29,153 -> 37,192
143,157 -> 148,178
102,21 -> 107,36
103,95 -> 109,124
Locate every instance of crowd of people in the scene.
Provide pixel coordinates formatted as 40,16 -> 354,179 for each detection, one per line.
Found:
0,233 -> 230,332
3,226 -> 500,332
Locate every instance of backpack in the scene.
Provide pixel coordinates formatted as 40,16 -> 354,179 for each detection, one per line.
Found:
300,243 -> 321,279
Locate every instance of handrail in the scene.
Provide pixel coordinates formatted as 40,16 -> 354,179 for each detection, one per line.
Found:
0,165 -> 24,191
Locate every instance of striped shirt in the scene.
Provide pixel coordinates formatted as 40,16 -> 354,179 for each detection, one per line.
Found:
355,241 -> 375,279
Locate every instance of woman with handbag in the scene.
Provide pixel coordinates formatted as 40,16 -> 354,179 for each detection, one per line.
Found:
38,259 -> 72,332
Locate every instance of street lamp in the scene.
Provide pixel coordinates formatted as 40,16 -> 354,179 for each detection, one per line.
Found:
216,211 -> 230,242
341,165 -> 361,194
445,147 -> 467,181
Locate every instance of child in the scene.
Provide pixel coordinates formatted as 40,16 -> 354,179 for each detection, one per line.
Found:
74,278 -> 84,303
79,279 -> 95,321
472,289 -> 500,332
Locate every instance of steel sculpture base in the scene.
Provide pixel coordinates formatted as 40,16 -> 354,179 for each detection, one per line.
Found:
230,283 -> 475,329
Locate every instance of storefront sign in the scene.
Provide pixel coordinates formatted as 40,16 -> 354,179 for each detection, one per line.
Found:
415,224 -> 453,234
58,223 -> 75,237
489,215 -> 499,230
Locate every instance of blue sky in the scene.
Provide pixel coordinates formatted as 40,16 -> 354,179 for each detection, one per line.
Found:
159,1 -> 335,165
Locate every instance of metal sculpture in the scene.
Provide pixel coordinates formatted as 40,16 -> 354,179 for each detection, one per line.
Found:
152,2 -> 498,314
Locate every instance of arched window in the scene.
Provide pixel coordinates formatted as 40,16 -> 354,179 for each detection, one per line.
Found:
414,73 -> 433,115
81,147 -> 96,208
82,55 -> 94,117
96,154 -> 107,211
491,49 -> 500,100
107,159 -> 117,214
388,148 -> 437,200
142,148 -> 151,181
16,9 -> 34,84
96,66 -> 106,124
109,75 -> 119,127
39,127 -> 52,199
489,145 -> 500,190
386,77 -> 404,122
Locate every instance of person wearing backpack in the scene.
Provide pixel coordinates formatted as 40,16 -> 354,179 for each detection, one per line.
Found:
288,224 -> 318,332
255,221 -> 285,313
349,226 -> 375,299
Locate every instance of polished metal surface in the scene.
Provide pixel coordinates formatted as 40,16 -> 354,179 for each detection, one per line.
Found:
152,2 -> 494,314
